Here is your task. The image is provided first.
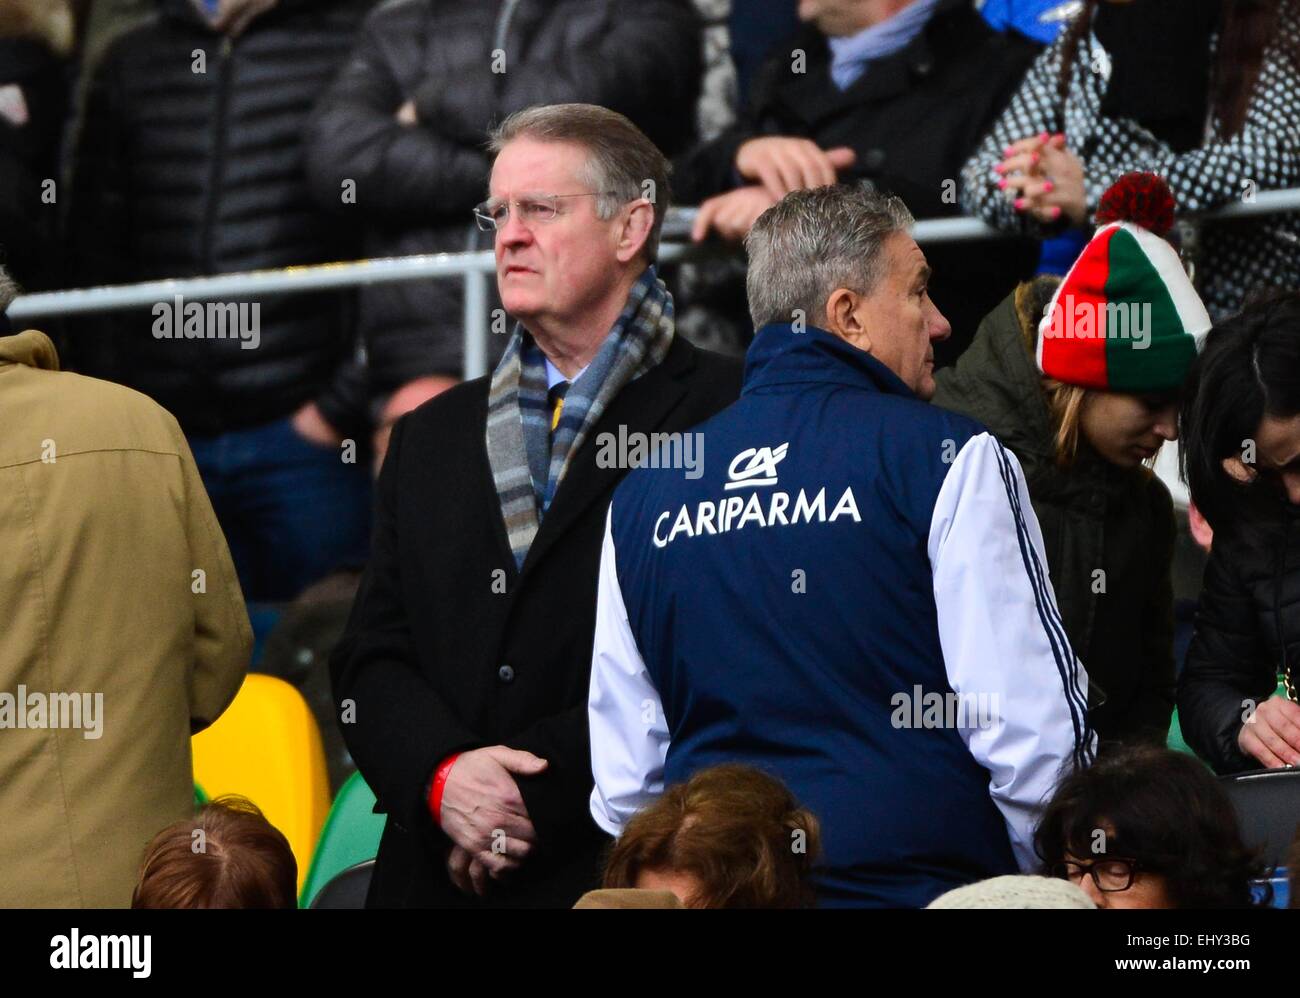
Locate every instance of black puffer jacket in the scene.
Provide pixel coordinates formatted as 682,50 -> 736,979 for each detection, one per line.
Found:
1178,499 -> 1300,774
304,0 -> 702,396
67,0 -> 377,438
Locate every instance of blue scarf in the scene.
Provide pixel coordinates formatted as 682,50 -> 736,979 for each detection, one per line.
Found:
828,0 -> 943,91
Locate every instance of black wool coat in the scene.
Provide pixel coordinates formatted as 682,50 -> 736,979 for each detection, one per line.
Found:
330,335 -> 741,907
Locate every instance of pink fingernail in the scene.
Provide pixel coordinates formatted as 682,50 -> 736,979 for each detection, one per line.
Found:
1042,181 -> 1054,193
994,163 -> 1005,174
1014,198 -> 1026,210
1051,206 -> 1062,219
1031,152 -> 1040,165
997,178 -> 1008,190
1038,131 -> 1049,142
1003,145 -> 1015,156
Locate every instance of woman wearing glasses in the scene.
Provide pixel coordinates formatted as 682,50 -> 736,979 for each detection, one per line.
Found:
1176,292 -> 1300,774
1035,746 -> 1268,908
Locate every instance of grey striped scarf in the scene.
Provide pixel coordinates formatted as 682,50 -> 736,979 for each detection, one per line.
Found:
486,267 -> 675,568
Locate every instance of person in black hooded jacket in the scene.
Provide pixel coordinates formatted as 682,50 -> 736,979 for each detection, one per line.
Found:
302,0 -> 702,416
67,0 -> 379,602
1177,291 -> 1300,774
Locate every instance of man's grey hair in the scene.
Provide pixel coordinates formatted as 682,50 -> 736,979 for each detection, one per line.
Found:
487,103 -> 671,260
744,185 -> 915,330
0,264 -> 19,314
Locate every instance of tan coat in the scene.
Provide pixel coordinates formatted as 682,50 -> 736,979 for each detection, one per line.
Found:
0,331 -> 251,907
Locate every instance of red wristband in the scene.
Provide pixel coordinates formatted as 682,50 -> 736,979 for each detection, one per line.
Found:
428,753 -> 461,826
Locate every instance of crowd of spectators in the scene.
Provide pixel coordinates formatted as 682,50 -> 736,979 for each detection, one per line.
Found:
1,0 -> 1299,911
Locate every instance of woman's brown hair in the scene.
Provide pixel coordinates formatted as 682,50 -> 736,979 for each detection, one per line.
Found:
1017,281 -> 1091,468
131,795 -> 297,909
602,764 -> 821,908
1058,0 -> 1291,139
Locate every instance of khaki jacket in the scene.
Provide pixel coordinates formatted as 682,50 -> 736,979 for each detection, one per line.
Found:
0,330 -> 250,907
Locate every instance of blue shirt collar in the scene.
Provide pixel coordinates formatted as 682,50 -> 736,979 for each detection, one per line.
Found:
827,0 -> 943,90
543,357 -> 587,390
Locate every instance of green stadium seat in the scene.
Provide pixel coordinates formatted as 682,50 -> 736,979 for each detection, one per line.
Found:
300,771 -> 386,908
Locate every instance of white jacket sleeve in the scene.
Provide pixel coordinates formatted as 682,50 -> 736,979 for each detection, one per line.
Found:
588,505 -> 670,837
928,432 -> 1095,871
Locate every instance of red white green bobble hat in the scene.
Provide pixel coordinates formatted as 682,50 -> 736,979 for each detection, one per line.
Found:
1036,173 -> 1211,394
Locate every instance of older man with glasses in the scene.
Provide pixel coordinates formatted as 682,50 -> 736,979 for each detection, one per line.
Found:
331,103 -> 741,909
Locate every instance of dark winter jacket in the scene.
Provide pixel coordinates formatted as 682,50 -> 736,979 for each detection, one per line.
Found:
0,38 -> 67,291
672,0 -> 1042,358
1178,497 -> 1300,774
67,0 -> 376,438
932,279 -> 1178,747
304,0 -> 703,396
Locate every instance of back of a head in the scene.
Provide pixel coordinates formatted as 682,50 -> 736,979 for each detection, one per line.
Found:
602,763 -> 821,908
132,796 -> 297,909
743,183 -> 914,331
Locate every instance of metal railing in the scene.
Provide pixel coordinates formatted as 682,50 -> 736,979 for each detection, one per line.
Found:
12,188 -> 1299,381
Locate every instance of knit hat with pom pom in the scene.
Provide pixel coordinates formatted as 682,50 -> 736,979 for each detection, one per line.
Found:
1036,172 -> 1211,394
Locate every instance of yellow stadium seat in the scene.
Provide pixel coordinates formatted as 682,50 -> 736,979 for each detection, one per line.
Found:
192,673 -> 331,894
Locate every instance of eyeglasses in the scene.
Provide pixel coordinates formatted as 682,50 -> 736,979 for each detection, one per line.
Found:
473,191 -> 618,232
1050,858 -> 1143,893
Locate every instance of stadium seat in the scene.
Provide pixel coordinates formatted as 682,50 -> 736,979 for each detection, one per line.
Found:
308,860 -> 375,910
1220,769 -> 1300,871
192,673 -> 331,894
300,771 -> 386,908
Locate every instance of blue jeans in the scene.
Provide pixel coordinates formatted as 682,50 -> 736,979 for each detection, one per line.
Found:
188,416 -> 372,603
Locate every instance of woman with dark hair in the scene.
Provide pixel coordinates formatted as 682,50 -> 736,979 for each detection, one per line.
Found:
961,0 -> 1300,321
1176,291 -> 1300,773
1036,745 -> 1268,908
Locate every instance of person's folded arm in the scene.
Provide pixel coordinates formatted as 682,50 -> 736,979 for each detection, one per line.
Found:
303,10 -> 490,226
329,414 -> 482,831
1177,540 -> 1277,774
432,0 -> 701,157
584,505 -> 670,839
929,432 -> 1095,872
